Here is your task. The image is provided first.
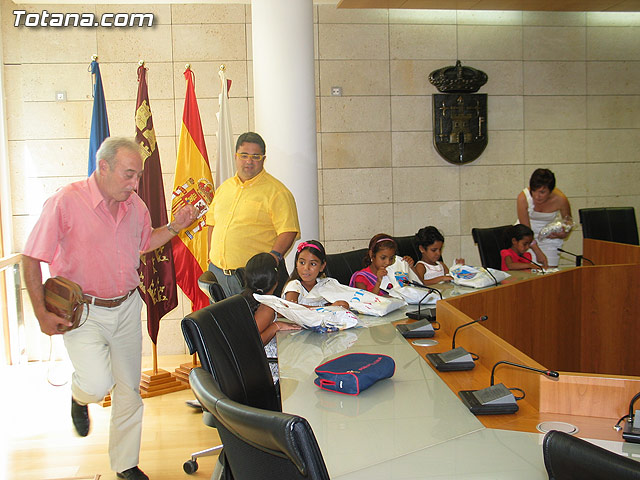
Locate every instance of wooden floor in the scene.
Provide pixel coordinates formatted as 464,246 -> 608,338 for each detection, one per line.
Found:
1,355 -> 221,480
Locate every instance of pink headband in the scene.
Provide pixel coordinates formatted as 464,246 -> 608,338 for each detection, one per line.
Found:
374,237 -> 394,245
297,241 -> 322,253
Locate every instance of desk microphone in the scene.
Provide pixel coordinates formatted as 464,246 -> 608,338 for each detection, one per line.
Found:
426,315 -> 488,372
482,267 -> 499,286
402,280 -> 441,321
518,253 -> 544,272
558,247 -> 595,266
458,360 -> 559,415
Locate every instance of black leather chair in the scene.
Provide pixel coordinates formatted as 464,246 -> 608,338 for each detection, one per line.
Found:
471,225 -> 512,270
579,207 -> 639,246
394,235 -> 420,263
542,430 -> 640,479
190,367 -> 330,480
198,270 -> 226,303
324,248 -> 368,285
181,294 -> 280,474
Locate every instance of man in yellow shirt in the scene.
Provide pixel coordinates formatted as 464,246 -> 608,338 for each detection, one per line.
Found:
206,132 -> 300,297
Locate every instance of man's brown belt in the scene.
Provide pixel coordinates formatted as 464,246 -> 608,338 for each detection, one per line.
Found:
83,289 -> 136,308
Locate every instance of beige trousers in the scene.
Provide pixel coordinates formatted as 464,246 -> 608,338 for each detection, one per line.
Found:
64,292 -> 144,473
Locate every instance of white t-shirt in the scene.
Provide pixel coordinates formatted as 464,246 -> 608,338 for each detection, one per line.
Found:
282,279 -> 326,307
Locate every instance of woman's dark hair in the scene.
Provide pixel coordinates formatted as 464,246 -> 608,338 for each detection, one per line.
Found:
529,168 -> 556,192
244,252 -> 278,294
288,240 -> 327,282
506,224 -> 534,244
414,226 -> 445,248
364,233 -> 397,267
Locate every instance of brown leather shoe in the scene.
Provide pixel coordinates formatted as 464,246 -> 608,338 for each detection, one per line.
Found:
116,466 -> 149,480
71,397 -> 90,437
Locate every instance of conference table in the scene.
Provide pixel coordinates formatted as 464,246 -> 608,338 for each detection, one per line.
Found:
277,241 -> 640,479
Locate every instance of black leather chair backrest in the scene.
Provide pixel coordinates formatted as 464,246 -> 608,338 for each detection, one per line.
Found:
324,248 -> 368,285
198,270 -> 227,303
579,207 -> 639,246
471,225 -> 512,270
181,294 -> 280,412
190,368 -> 330,480
394,235 -> 420,263
542,430 -> 640,480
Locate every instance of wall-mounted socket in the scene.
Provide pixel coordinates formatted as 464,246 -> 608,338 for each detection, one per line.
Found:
55,91 -> 67,102
330,86 -> 342,97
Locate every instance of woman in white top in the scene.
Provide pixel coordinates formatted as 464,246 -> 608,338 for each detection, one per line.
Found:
516,169 -> 572,268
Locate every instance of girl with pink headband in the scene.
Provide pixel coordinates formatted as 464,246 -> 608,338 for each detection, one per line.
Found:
282,240 -> 349,308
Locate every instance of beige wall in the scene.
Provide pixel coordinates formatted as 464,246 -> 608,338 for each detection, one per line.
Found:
5,2 -> 640,356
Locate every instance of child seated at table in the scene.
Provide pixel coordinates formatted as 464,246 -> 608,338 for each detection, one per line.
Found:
500,224 -> 537,271
414,226 -> 464,285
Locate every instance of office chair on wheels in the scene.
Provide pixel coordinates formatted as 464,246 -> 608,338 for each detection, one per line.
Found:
181,294 -> 281,476
190,367 -> 330,480
542,430 -> 640,479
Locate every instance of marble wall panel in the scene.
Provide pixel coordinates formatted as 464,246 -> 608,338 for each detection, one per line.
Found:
587,95 -> 640,129
321,96 -> 391,132
524,130 -> 587,164
392,131 -> 443,168
323,203 -> 394,241
319,60 -> 390,96
458,25 -> 523,60
389,24 -> 457,60
460,165 -> 524,200
524,61 -> 586,95
321,132 -> 392,169
322,168 -> 392,205
523,26 -> 586,61
319,24 -> 389,60
393,200 -> 460,236
524,96 -> 586,130
393,165 -> 459,203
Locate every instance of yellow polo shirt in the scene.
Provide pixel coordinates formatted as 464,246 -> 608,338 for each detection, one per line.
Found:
206,169 -> 300,270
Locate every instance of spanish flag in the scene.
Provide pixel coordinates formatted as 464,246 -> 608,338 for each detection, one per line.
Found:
171,67 -> 213,312
135,63 -> 178,344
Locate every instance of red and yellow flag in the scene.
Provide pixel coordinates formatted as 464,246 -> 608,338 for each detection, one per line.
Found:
171,67 -> 213,312
135,63 -> 178,344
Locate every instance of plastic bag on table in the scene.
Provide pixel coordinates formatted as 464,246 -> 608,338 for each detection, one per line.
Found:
449,264 -> 510,289
538,215 -> 574,240
389,286 -> 439,304
254,294 -> 358,332
312,278 -> 406,317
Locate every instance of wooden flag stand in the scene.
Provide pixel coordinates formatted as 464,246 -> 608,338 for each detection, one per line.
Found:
173,353 -> 199,385
102,344 -> 188,407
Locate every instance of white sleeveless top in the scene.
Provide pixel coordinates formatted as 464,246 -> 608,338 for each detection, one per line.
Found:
522,188 -> 563,266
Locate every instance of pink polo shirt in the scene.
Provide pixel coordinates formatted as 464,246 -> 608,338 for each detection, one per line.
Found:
23,174 -> 152,298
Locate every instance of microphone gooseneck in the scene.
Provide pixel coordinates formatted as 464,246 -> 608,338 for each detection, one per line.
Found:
402,279 -> 442,299
482,267 -> 498,286
489,360 -> 559,386
451,315 -> 488,349
558,247 -> 595,265
518,253 -> 544,272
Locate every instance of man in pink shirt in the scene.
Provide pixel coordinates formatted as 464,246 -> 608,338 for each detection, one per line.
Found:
22,137 -> 196,480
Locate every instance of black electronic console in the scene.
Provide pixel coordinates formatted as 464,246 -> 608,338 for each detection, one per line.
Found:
407,306 -> 436,321
427,347 -> 475,371
623,413 -> 640,444
402,280 -> 441,321
458,383 -> 519,415
622,392 -> 640,443
426,315 -> 488,371
459,360 -> 559,416
396,319 -> 435,338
